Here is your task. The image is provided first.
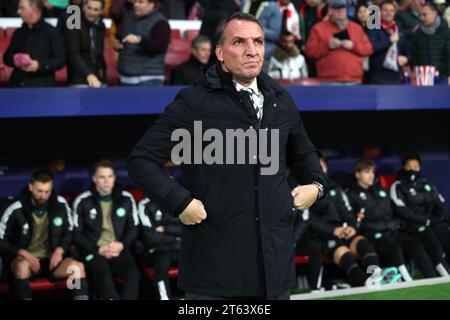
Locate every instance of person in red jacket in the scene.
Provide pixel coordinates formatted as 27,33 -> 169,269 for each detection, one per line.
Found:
305,0 -> 373,84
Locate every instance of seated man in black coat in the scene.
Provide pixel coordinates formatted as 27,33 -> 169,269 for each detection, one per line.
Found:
170,35 -> 211,85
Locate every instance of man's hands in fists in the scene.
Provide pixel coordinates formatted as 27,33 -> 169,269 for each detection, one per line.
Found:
179,199 -> 207,225
292,184 -> 320,211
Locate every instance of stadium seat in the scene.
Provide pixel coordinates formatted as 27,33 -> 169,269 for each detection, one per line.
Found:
0,278 -> 68,295
171,29 -> 181,39
55,66 -> 68,86
379,174 -> 397,189
142,266 -> 179,281
169,38 -> 191,54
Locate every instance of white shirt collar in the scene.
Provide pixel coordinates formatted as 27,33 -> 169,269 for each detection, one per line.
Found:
233,78 -> 260,96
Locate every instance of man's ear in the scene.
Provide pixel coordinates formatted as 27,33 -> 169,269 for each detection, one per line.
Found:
216,44 -> 223,62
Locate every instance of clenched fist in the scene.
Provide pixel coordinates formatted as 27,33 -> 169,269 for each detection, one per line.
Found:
179,199 -> 207,225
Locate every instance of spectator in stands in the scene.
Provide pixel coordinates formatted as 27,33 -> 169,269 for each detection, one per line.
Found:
434,0 -> 447,17
366,0 -> 410,84
347,159 -> 439,281
65,0 -> 106,88
138,196 -> 182,300
109,0 -> 134,38
114,0 -> 170,86
241,0 -> 283,69
391,153 -> 450,276
395,0 -> 424,42
72,160 -> 140,300
199,0 -> 241,61
305,0 -> 373,84
0,169 -> 89,300
3,0 -> 65,87
299,153 -> 387,289
268,31 -> 308,80
278,0 -> 301,42
355,3 -> 369,27
411,2 -> 450,85
299,0 -> 327,77
42,0 -> 68,18
170,35 -> 211,85
0,0 -> 19,16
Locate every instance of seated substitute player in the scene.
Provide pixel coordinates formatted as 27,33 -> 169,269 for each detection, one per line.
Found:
391,153 -> 450,276
72,160 -> 140,299
347,159 -> 439,281
299,153 -> 387,289
138,195 -> 182,300
0,169 -> 88,300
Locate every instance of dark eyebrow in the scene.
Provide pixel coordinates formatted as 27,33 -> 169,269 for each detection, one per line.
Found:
231,36 -> 264,42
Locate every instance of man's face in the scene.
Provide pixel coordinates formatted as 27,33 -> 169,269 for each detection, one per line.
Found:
420,6 -> 437,26
84,0 -> 103,22
381,4 -> 396,24
404,159 -> 421,172
355,168 -> 375,188
29,181 -> 53,206
192,41 -> 212,64
134,0 -> 155,17
330,7 -> 348,22
306,0 -> 317,7
216,20 -> 265,85
279,34 -> 295,50
319,159 -> 328,174
18,0 -> 38,24
93,167 -> 116,195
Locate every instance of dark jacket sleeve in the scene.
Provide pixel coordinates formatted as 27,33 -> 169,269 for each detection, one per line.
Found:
170,65 -> 184,85
73,199 -> 99,254
127,90 -> 196,216
0,207 -> 21,257
65,28 -> 94,79
140,20 -> 171,55
431,187 -> 449,225
120,193 -> 139,248
285,98 -> 328,192
390,181 -> 428,224
57,197 -> 73,252
36,27 -> 65,74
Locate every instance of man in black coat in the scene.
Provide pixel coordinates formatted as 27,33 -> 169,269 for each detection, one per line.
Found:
170,35 -> 211,85
65,0 -> 106,87
2,0 -> 65,87
127,12 -> 328,300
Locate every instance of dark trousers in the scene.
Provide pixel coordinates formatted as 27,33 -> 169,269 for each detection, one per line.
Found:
143,250 -> 179,300
86,249 -> 140,300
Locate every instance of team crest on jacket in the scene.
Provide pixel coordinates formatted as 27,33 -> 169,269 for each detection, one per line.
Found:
53,216 -> 63,227
89,208 -> 97,220
155,210 -> 163,221
22,223 -> 29,235
359,192 -> 367,200
116,207 -> 126,217
409,188 -> 417,196
424,184 -> 432,192
329,189 -> 337,197
379,190 -> 387,198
